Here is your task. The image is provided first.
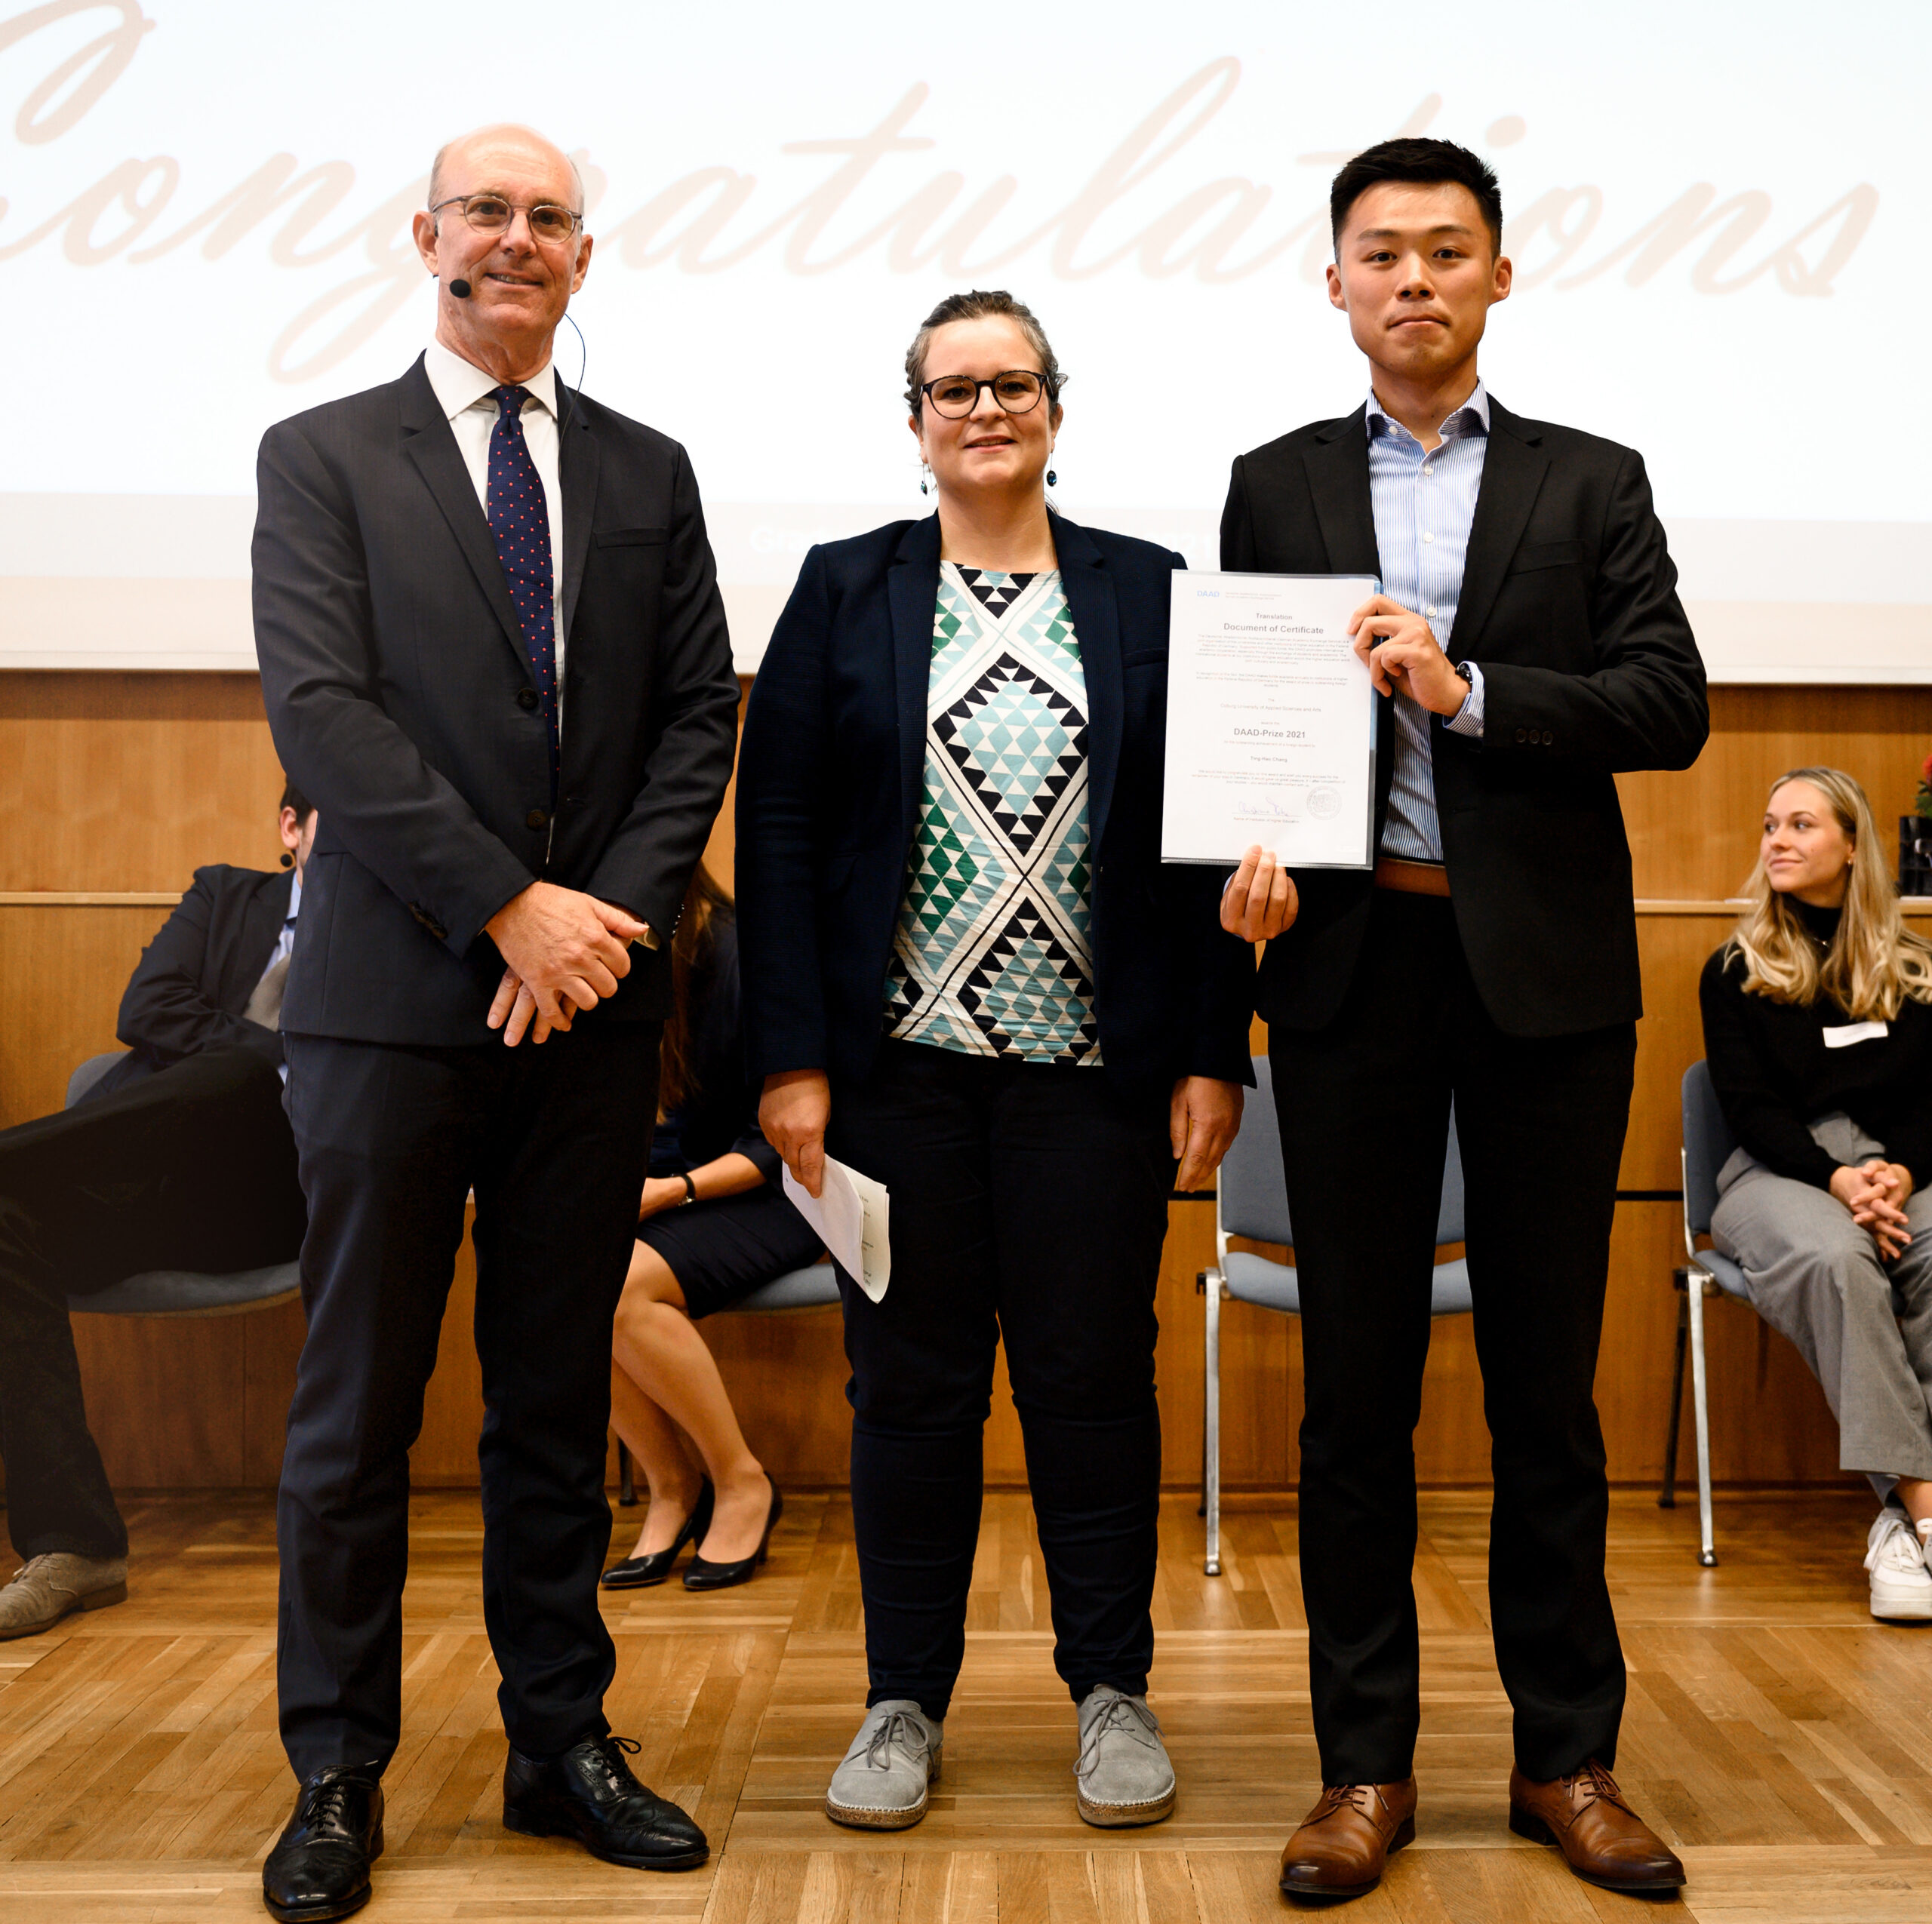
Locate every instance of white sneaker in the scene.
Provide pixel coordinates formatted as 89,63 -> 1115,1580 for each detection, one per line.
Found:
1865,1512 -> 1932,1621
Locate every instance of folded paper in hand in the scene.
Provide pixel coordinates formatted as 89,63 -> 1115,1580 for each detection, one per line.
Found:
781,1155 -> 891,1303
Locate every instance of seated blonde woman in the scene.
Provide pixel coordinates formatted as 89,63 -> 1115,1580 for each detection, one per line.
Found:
604,865 -> 820,1593
1700,767 -> 1932,1619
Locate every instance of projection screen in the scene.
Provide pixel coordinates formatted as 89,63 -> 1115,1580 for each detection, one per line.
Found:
0,0 -> 1924,680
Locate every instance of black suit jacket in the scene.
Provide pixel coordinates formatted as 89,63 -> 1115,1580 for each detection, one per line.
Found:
1222,398 -> 1709,1038
87,864 -> 291,1101
253,355 -> 740,1045
736,512 -> 1255,1090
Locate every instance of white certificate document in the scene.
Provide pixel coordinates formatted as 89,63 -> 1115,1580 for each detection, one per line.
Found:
1161,571 -> 1381,869
781,1155 -> 892,1303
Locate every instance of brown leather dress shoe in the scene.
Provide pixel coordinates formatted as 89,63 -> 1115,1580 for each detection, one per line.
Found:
1278,1778 -> 1417,1901
1508,1760 -> 1684,1892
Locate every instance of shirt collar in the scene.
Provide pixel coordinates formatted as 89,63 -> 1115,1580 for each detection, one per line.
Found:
423,336 -> 558,423
287,866 -> 303,922
1365,377 -> 1490,444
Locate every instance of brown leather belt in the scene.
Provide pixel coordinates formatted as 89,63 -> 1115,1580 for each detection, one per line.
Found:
1374,856 -> 1451,897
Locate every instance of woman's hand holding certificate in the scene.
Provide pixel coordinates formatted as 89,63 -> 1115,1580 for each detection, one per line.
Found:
1220,845 -> 1299,941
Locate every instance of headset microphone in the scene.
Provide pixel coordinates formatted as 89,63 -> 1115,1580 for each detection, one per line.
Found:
448,277 -> 472,299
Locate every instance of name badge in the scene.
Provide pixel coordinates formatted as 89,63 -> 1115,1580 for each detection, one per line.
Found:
1822,1020 -> 1887,1049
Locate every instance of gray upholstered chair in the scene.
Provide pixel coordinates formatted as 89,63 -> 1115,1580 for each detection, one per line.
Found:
1200,1056 -> 1473,1575
60,1050 -> 301,1319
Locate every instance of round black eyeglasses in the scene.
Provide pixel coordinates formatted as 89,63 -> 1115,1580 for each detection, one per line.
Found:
919,370 -> 1052,418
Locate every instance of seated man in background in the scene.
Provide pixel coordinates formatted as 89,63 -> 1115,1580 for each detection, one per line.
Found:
0,784 -> 315,1638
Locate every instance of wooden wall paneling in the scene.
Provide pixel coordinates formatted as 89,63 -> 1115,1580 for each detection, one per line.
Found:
5,674 -> 1921,1496
695,1299 -> 855,1488
0,902 -> 173,1126
1618,685 -> 1932,902
1208,1200 -> 1849,1494
1626,914 -> 1736,1191
0,672 -> 288,893
69,1310 -> 249,1488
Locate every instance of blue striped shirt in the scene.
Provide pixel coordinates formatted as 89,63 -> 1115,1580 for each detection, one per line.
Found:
1366,382 -> 1488,863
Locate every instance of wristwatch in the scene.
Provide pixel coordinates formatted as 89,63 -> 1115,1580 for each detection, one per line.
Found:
1453,660 -> 1475,691
678,1172 -> 697,1206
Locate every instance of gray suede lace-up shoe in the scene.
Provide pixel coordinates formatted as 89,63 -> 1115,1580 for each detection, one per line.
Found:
0,1553 -> 128,1640
824,1701 -> 943,1830
1074,1685 -> 1176,1827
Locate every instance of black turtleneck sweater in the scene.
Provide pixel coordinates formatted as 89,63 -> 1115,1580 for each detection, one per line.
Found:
1700,900 -> 1932,1190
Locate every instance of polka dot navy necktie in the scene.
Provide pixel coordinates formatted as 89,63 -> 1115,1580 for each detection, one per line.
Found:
486,384 -> 558,800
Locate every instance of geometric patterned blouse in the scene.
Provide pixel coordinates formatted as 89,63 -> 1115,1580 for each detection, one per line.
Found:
884,561 -> 1103,1064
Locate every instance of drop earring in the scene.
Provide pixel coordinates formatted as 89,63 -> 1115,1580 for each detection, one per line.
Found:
1046,460 -> 1058,488
919,462 -> 932,496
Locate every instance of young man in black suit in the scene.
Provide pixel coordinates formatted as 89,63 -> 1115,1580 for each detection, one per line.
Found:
252,122 -> 737,1919
1218,140 -> 1708,1901
0,785 -> 314,1639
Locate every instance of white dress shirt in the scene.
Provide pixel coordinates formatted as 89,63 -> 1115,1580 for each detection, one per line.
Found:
423,337 -> 568,715
264,865 -> 303,976
1366,382 -> 1488,864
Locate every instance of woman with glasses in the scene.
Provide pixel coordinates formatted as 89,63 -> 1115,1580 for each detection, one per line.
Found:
737,290 -> 1254,1831
1702,767 -> 1932,1619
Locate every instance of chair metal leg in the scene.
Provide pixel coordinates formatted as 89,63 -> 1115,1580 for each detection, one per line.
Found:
1660,1277 -> 1689,1508
1202,1268 -> 1223,1577
1687,1271 -> 1717,1566
617,1438 -> 637,1508
1198,1348 -> 1208,1520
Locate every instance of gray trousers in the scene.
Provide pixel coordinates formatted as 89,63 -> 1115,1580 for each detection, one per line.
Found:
1712,1113 -> 1932,1495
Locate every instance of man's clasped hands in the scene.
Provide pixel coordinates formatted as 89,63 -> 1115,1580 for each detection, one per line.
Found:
485,881 -> 648,1045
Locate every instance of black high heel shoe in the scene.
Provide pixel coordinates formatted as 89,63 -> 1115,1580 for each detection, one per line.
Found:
683,1474 -> 783,1591
601,1480 -> 714,1590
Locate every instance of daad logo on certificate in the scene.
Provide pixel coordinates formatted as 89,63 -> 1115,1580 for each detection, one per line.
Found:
1160,573 -> 1381,870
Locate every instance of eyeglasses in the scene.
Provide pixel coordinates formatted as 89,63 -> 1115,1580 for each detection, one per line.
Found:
429,194 -> 583,244
919,370 -> 1052,418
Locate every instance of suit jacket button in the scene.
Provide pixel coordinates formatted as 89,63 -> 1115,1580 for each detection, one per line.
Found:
526,808 -> 549,831
516,688 -> 539,712
1515,727 -> 1528,744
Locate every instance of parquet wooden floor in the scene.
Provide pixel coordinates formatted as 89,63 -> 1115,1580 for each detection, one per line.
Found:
2,1486 -> 1928,1920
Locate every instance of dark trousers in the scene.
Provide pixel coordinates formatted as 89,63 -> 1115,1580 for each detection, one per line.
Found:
0,1047 -> 304,1563
1270,891 -> 1635,1784
276,1023 -> 657,1778
827,1040 -> 1174,1722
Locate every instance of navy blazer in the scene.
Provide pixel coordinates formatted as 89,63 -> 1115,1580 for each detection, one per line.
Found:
736,512 -> 1254,1090
253,355 -> 740,1045
1223,398 -> 1708,1039
83,863 -> 291,1102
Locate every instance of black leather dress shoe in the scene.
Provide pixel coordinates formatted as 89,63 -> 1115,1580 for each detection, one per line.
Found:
503,1734 -> 708,1870
262,1765 -> 383,1922
601,1481 -> 714,1589
684,1475 -> 783,1591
